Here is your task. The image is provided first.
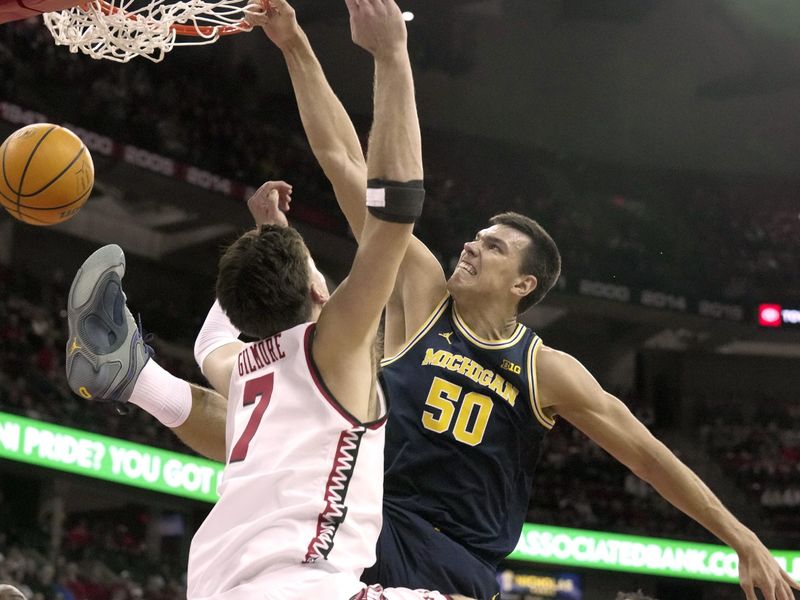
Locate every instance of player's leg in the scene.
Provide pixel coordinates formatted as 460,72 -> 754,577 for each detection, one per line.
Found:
65,244 -> 227,462
364,505 -> 498,599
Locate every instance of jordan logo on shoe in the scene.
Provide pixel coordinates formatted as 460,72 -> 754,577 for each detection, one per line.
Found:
69,338 -> 81,354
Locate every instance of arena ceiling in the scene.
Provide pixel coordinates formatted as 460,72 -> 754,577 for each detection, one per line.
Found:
251,0 -> 800,176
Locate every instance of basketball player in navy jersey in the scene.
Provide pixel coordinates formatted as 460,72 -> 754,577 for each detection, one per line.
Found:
66,2 -> 798,600
238,5 -> 798,600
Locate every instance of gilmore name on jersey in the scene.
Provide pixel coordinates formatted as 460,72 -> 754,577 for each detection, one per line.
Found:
188,323 -> 387,600
236,334 -> 286,376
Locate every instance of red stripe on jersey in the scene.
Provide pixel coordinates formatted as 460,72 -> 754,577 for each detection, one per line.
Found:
303,426 -> 366,563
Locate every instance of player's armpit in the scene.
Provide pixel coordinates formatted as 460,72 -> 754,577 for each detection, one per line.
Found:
384,236 -> 447,358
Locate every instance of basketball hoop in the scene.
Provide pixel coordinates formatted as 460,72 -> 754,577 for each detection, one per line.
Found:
42,0 -> 263,62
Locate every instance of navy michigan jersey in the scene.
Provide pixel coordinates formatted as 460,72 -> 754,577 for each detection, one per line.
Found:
379,295 -> 554,566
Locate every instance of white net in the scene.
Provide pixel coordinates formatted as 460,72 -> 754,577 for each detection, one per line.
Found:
43,0 -> 256,63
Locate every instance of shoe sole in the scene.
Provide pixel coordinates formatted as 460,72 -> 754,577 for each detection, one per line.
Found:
65,244 -> 148,403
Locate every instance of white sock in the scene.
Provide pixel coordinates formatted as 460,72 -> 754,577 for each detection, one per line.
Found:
129,359 -> 192,428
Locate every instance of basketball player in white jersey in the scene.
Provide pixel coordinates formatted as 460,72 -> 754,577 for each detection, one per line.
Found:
65,1 -> 473,598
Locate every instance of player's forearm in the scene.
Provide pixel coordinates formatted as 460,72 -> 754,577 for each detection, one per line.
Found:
367,52 -> 423,182
281,32 -> 368,236
638,443 -> 759,553
171,384 -> 227,463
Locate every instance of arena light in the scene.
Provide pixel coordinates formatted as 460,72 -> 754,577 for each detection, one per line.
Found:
402,11 -> 414,21
757,303 -> 800,328
759,303 -> 783,327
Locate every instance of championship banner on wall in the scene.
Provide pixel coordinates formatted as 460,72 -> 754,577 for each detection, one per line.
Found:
570,277 -> 746,323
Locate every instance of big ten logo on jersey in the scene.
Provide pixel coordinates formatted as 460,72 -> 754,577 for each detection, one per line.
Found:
500,358 -> 521,374
237,333 -> 286,377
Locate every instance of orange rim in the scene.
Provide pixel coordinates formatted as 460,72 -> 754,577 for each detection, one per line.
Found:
84,0 -> 253,37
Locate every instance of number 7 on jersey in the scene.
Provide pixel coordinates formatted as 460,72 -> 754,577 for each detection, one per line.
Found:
229,373 -> 275,463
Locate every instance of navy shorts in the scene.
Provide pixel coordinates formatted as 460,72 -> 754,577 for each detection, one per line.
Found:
361,504 -> 499,600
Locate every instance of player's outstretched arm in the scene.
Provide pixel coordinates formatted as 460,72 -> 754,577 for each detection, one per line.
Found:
247,0 -> 368,235
311,0 -> 421,423
171,384 -> 228,462
345,0 -> 447,357
537,347 -> 800,600
248,0 -> 446,357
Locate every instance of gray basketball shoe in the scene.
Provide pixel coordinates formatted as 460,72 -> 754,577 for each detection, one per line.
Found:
66,244 -> 151,405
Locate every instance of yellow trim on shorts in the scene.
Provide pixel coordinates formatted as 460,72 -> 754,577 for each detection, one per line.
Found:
452,304 -> 526,350
527,336 -> 555,429
380,294 -> 450,367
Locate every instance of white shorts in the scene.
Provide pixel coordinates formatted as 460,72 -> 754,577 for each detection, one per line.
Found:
351,585 -> 453,600
190,570 -> 454,600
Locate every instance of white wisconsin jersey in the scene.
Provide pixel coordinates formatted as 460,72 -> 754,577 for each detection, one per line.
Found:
187,322 -> 387,600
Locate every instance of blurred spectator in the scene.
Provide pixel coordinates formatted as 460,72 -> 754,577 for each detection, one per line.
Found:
701,396 -> 800,546
2,20 -> 800,302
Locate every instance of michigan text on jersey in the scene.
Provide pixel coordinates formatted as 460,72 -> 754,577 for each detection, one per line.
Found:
421,348 -> 519,406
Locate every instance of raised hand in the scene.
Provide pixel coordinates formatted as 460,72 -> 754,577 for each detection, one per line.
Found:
245,0 -> 301,49
737,540 -> 799,600
247,180 -> 292,227
344,0 -> 407,61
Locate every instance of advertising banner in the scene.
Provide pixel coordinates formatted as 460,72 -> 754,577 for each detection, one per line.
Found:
510,523 -> 800,584
0,411 -> 222,503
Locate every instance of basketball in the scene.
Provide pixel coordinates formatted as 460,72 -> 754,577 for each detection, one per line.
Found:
0,123 -> 94,226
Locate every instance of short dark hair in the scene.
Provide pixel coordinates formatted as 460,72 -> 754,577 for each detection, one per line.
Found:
216,225 -> 312,339
489,212 -> 561,313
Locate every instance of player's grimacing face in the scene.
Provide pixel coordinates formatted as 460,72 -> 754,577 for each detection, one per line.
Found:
447,224 -> 531,299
